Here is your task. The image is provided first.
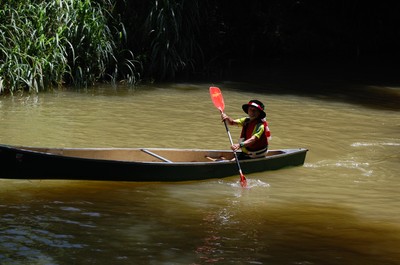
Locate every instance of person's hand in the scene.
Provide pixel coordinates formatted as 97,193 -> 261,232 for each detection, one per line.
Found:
231,143 -> 240,151
221,112 -> 228,121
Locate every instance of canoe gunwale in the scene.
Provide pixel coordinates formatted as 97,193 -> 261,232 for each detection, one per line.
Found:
3,145 -> 307,164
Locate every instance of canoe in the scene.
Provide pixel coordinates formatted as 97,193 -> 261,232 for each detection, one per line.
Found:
0,144 -> 308,182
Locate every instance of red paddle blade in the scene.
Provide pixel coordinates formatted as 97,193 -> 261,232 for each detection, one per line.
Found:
209,86 -> 225,112
240,174 -> 247,188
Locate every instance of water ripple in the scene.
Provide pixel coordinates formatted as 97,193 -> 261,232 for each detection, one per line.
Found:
304,159 -> 373,177
351,142 -> 400,147
0,224 -> 85,264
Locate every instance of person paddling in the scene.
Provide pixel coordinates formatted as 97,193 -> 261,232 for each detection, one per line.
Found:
221,100 -> 271,159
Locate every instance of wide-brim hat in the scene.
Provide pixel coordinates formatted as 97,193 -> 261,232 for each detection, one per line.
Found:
242,100 -> 266,119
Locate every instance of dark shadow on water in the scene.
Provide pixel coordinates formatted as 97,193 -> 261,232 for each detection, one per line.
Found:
1,182 -> 400,264
199,202 -> 400,265
222,62 -> 400,111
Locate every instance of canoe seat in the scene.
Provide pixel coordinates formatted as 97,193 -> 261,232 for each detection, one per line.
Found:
141,149 -> 172,163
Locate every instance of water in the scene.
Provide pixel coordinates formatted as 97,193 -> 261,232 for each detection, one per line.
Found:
0,81 -> 399,264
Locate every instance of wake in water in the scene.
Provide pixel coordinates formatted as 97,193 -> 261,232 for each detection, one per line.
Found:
218,178 -> 270,189
351,142 -> 400,147
304,159 -> 373,177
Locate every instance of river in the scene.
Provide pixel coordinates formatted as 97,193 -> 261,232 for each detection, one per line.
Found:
0,78 -> 399,264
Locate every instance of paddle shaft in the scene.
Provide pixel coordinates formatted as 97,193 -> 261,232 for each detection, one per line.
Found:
222,117 -> 245,177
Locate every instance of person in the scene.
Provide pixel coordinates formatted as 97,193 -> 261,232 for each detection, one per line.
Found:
221,99 -> 271,159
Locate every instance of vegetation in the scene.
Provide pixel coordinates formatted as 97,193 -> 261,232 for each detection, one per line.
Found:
0,0 -> 398,94
0,0 -> 139,94
143,0 -> 202,80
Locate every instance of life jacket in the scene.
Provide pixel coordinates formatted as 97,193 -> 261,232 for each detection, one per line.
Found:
240,118 -> 271,152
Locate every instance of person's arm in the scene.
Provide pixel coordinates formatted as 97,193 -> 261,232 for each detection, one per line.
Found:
231,135 -> 258,151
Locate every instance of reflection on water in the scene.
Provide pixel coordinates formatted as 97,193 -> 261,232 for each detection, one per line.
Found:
1,180 -> 399,264
0,82 -> 399,264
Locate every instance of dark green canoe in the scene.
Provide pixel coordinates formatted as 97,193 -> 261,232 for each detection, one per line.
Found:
0,144 -> 308,181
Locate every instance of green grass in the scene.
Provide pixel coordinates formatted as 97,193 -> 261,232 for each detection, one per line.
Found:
0,0 -> 140,94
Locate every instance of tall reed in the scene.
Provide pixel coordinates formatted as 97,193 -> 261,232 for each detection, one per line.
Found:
0,0 -> 140,94
143,0 -> 202,81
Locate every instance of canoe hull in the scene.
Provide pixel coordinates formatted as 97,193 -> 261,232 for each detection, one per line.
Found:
0,145 -> 308,181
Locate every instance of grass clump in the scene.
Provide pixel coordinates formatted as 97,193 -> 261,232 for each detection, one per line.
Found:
0,0 -> 140,94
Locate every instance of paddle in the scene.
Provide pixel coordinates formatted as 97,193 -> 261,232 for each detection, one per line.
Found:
209,86 -> 247,187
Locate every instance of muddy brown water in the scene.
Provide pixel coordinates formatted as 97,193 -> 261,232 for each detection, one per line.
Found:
0,81 -> 399,264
